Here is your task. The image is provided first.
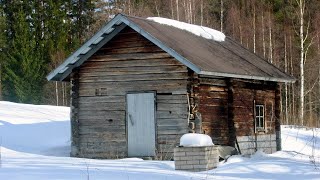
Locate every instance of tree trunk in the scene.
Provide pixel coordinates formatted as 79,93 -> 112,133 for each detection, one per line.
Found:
284,33 -> 288,125
176,0 -> 179,21
309,91 -> 312,126
62,82 -> 65,106
252,1 -> 256,53
268,9 -> 273,63
289,33 -> 295,125
200,0 -> 203,26
317,32 -> 320,127
298,0 -> 305,126
155,1 -> 160,17
171,0 -> 174,19
55,81 -> 59,106
262,10 -> 266,58
220,0 -> 224,32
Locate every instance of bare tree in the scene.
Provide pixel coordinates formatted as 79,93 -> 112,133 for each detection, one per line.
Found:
176,0 -> 179,20
220,0 -> 224,32
268,8 -> 273,63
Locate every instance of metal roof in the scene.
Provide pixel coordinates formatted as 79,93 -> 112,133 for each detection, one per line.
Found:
47,14 -> 295,83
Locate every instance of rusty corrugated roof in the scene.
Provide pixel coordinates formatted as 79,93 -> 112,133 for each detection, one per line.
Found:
47,14 -> 295,82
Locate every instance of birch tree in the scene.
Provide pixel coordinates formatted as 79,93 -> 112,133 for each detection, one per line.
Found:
297,0 -> 306,126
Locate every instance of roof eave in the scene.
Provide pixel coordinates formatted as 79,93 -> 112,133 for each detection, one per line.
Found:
199,71 -> 296,83
46,14 -> 126,81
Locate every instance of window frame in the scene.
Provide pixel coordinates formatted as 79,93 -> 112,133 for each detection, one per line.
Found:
255,104 -> 265,132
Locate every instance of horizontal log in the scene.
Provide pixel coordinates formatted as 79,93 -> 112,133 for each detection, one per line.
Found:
101,45 -> 163,55
157,129 -> 188,135
79,125 -> 126,134
80,69 -> 187,78
79,135 -> 126,142
89,52 -> 172,62
157,99 -> 188,104
156,111 -> 188,119
79,110 -> 125,118
80,65 -> 187,74
79,83 -> 187,96
79,102 -> 125,111
157,103 -> 188,111
105,39 -> 155,49
79,131 -> 126,138
79,118 -> 125,126
198,86 -> 228,92
157,118 -> 187,126
78,72 -> 188,83
79,141 -> 126,150
78,96 -> 125,103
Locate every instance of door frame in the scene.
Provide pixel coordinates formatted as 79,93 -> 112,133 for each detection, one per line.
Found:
125,91 -> 157,157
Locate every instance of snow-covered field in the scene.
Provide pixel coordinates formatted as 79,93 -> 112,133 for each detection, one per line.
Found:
0,101 -> 319,179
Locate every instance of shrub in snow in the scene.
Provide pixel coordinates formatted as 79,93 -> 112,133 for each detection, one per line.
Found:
147,17 -> 226,42
179,133 -> 213,147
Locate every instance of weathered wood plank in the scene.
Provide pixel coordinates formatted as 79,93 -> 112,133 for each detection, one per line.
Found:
157,120 -> 187,127
78,96 -> 125,103
199,77 -> 227,86
78,72 -> 188,82
157,103 -> 188,111
90,52 -> 172,61
80,65 -> 187,74
156,110 -> 188,119
79,83 -> 187,97
101,45 -> 164,54
79,110 -> 125,116
79,102 -> 125,111
80,69 -> 187,77
103,40 -> 155,49
79,118 -> 125,126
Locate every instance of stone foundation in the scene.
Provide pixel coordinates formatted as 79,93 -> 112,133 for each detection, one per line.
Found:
174,146 -> 219,172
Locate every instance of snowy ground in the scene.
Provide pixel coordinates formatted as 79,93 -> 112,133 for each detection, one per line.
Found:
0,101 -> 319,180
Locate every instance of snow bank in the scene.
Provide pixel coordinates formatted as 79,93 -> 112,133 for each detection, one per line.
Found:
0,101 -> 70,156
147,17 -> 226,42
180,133 -> 214,147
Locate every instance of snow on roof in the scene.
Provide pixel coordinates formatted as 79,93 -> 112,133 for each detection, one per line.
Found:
180,133 -> 214,147
147,17 -> 225,42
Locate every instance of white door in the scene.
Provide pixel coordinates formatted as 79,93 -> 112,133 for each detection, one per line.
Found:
127,93 -> 156,157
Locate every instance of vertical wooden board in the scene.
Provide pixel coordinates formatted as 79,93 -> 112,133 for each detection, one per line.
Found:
127,93 -> 156,157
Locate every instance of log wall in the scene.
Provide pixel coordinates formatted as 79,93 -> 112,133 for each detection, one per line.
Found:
231,80 -> 278,154
193,78 -> 229,145
194,77 -> 279,155
74,27 -> 189,159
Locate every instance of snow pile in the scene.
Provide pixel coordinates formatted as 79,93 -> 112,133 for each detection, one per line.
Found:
147,17 -> 226,42
0,101 -> 70,156
180,133 -> 214,147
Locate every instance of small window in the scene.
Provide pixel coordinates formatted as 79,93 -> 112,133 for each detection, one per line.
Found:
255,105 -> 265,131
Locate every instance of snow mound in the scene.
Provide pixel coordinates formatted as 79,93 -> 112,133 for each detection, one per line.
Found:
147,17 -> 226,42
0,101 -> 70,156
250,150 -> 268,160
180,133 -> 214,147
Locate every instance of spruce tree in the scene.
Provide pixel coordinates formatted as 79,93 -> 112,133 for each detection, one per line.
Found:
3,3 -> 46,103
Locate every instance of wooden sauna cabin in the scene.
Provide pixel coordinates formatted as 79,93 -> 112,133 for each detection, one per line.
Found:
47,14 -> 295,159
